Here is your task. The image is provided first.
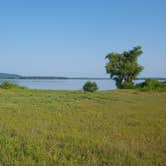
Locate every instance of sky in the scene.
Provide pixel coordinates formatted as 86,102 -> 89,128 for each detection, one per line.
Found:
0,0 -> 166,77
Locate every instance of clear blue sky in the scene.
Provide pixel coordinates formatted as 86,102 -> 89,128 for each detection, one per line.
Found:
0,0 -> 166,77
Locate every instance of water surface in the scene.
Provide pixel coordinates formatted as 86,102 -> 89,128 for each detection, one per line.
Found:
0,79 -> 116,90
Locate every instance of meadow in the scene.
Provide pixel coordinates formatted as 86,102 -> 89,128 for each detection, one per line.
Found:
0,89 -> 165,166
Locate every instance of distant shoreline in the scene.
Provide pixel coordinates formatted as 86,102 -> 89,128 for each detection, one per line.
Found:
0,73 -> 165,80
0,77 -> 166,81
0,76 -> 110,80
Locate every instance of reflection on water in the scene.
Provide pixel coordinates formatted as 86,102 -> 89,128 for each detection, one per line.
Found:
0,79 -> 116,90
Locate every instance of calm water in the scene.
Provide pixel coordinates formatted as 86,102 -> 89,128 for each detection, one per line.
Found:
0,79 -> 116,90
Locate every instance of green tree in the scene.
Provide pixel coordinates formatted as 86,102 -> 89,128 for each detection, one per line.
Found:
105,46 -> 144,89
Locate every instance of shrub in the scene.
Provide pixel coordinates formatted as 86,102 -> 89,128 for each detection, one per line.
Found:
0,81 -> 27,89
121,82 -> 135,89
83,81 -> 98,92
135,79 -> 166,91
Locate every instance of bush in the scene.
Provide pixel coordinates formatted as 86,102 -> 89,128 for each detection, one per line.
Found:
0,81 -> 27,89
121,82 -> 135,89
83,81 -> 98,92
135,79 -> 166,91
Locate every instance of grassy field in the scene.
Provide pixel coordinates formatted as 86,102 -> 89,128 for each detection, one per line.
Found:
0,89 -> 165,166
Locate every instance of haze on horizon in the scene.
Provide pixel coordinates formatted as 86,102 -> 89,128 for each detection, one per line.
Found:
0,0 -> 166,77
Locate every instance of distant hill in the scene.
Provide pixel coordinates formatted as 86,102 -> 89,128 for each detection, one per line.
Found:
0,73 -> 165,80
19,76 -> 68,79
0,73 -> 21,79
0,73 -> 68,79
0,73 -> 108,79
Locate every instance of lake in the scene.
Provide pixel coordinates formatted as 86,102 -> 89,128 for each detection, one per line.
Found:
0,79 -> 116,90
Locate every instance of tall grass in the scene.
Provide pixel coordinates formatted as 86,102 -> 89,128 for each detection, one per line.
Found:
0,89 -> 165,165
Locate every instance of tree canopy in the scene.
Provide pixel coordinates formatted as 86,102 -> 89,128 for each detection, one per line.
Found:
105,46 -> 144,88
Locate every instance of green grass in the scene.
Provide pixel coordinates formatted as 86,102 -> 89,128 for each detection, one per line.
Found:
0,89 -> 165,166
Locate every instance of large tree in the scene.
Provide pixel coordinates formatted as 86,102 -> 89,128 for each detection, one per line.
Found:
105,46 -> 144,89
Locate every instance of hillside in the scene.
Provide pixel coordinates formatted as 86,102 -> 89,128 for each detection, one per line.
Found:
0,73 -> 67,79
0,73 -> 21,79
